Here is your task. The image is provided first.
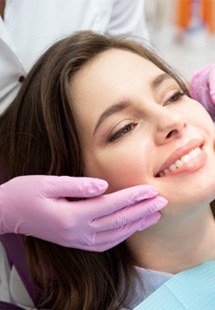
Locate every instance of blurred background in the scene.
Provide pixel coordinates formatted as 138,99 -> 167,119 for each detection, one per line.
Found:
145,0 -> 215,80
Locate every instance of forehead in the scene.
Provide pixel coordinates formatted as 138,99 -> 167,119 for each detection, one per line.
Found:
70,49 -> 164,128
71,48 -> 163,99
72,48 -> 163,90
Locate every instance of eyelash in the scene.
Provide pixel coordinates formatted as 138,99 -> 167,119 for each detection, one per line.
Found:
107,90 -> 185,143
107,123 -> 137,143
166,90 -> 185,104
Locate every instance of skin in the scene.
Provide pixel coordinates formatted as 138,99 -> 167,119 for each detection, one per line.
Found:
70,48 -> 215,273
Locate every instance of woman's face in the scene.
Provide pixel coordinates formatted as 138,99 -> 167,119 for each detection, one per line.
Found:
70,49 -> 215,214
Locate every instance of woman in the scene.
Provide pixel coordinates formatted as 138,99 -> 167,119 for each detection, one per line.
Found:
1,31 -> 215,309
0,0 -> 160,254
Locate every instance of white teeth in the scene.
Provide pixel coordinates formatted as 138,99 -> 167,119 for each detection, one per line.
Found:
175,159 -> 183,168
181,154 -> 191,164
158,147 -> 202,177
169,163 -> 177,171
189,149 -> 199,158
191,148 -> 201,156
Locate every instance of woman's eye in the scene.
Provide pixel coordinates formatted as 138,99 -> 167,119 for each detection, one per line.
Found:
166,91 -> 185,104
107,123 -> 137,143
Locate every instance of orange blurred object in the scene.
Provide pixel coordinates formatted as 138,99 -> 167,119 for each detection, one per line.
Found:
177,0 -> 192,30
176,0 -> 215,33
201,0 -> 215,33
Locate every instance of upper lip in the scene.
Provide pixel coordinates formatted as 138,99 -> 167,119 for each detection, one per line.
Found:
155,139 -> 203,176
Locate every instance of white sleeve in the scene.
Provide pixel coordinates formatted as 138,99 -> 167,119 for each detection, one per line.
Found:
106,0 -> 150,42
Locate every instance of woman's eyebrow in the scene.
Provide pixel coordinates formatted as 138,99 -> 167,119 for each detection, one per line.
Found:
93,101 -> 130,135
93,74 -> 173,135
151,73 -> 173,90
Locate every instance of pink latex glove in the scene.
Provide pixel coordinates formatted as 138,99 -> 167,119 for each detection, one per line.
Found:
190,64 -> 215,121
0,175 -> 167,251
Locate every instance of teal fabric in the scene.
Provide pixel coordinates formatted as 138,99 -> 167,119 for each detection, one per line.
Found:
134,260 -> 215,310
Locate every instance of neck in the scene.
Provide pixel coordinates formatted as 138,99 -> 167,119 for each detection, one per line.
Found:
127,205 -> 215,274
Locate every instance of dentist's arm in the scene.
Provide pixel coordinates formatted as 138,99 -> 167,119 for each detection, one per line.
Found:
0,175 -> 167,251
189,64 -> 215,120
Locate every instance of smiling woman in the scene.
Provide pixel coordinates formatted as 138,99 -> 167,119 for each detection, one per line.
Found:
0,31 -> 215,309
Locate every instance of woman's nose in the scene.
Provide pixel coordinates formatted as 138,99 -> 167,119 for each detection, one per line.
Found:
154,109 -> 187,145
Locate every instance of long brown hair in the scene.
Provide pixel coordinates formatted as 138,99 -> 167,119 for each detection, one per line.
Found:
0,31 -> 189,309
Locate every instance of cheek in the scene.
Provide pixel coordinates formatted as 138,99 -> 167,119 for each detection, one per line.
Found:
84,143 -> 151,193
185,100 -> 214,130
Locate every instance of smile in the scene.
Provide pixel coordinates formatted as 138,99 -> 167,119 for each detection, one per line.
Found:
156,139 -> 207,177
158,147 -> 201,176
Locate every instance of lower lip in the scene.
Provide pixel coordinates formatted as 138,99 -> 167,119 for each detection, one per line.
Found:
159,148 -> 207,177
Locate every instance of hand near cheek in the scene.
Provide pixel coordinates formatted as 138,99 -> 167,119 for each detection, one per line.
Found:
0,175 -> 167,251
190,64 -> 215,121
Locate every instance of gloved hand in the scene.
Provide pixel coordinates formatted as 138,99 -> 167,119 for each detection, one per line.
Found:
189,64 -> 215,121
0,175 -> 167,251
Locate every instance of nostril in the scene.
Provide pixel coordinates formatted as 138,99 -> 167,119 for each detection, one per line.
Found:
166,129 -> 177,139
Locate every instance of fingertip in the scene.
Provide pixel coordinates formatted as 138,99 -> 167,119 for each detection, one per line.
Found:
138,212 -> 161,231
209,90 -> 215,103
156,196 -> 168,208
212,96 -> 215,104
93,178 -> 109,188
133,185 -> 159,202
87,178 -> 109,196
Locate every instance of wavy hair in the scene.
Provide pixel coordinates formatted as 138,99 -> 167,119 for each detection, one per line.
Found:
0,31 -> 189,309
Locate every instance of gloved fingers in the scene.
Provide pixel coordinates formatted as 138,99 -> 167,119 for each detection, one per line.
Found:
189,64 -> 215,106
85,212 -> 161,252
42,176 -> 108,198
208,66 -> 215,104
209,91 -> 215,104
85,185 -> 159,218
189,64 -> 212,100
91,196 -> 167,231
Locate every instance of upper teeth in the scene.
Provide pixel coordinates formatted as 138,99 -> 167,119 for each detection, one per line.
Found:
158,147 -> 202,177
